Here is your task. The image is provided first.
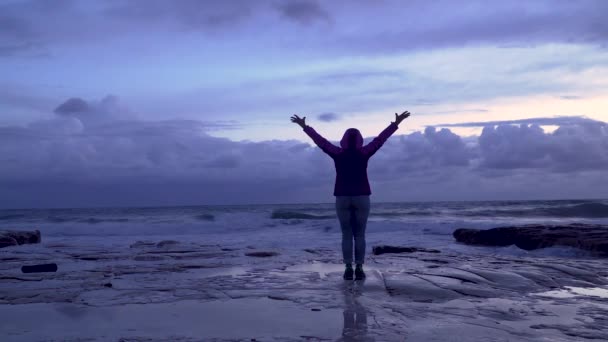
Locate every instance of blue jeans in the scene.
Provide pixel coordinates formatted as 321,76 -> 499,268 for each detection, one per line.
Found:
336,195 -> 370,264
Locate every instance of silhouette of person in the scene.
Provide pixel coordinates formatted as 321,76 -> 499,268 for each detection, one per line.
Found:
291,111 -> 410,280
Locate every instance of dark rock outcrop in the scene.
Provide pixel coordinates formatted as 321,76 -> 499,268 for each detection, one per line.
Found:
0,236 -> 18,248
0,230 -> 41,248
372,245 -> 441,255
453,223 -> 608,255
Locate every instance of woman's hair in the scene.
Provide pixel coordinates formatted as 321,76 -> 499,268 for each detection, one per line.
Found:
346,132 -> 358,149
340,128 -> 363,150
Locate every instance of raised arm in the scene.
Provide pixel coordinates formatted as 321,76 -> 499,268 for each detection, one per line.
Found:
361,111 -> 410,157
291,114 -> 341,157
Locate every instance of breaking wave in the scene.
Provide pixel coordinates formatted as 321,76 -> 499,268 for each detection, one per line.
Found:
271,210 -> 334,220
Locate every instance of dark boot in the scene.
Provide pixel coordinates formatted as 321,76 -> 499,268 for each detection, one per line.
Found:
355,264 -> 365,280
343,264 -> 354,280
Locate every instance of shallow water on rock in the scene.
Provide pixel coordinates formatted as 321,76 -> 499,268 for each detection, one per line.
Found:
283,261 -> 347,279
4,238 -> 608,341
535,286 -> 608,299
0,298 -> 342,341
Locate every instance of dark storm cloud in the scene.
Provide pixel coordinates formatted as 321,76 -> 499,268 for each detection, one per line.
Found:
105,0 -> 331,29
369,126 -> 472,178
54,98 -> 90,115
2,0 -> 608,56
317,112 -> 340,122
437,116 -> 608,172
204,155 -> 241,169
0,0 -> 72,56
103,0 -> 256,31
49,95 -> 133,126
1,96 -> 607,207
335,0 -> 608,54
275,0 -> 330,25
478,123 -> 608,172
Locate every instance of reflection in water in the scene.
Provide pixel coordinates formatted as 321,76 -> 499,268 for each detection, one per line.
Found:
339,280 -> 371,341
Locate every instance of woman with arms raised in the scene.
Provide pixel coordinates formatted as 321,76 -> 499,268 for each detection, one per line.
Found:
291,111 -> 410,280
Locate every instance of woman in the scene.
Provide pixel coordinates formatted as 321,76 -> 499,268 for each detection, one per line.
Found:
291,111 -> 410,280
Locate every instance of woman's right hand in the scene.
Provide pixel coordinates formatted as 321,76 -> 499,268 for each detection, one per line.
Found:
291,114 -> 306,128
394,111 -> 411,125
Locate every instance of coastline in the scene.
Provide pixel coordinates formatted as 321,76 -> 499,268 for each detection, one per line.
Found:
2,237 -> 608,341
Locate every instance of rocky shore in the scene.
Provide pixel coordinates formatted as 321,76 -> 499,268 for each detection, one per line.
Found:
0,230 -> 41,248
453,223 -> 608,255
2,234 -> 608,341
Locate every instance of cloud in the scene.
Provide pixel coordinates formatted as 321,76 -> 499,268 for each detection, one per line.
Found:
103,0 -> 257,31
3,0 -> 608,56
54,98 -> 90,115
436,116 -> 607,128
0,0 -> 72,57
428,109 -> 489,115
333,0 -> 608,54
434,116 -> 608,172
317,112 -> 340,122
0,10 -> 35,40
275,0 -> 330,25
50,95 -> 134,126
0,42 -> 49,58
367,126 -> 472,180
0,84 -> 56,113
1,97 -> 607,208
477,122 -> 608,172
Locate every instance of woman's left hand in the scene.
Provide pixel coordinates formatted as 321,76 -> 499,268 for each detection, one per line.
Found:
394,111 -> 410,125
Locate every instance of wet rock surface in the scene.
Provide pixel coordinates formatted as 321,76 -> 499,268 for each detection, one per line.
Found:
453,223 -> 608,255
1,239 -> 608,341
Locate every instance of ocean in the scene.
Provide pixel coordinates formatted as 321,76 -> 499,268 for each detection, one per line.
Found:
2,199 -> 608,258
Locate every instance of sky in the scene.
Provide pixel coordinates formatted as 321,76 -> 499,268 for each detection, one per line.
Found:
1,0 -> 608,208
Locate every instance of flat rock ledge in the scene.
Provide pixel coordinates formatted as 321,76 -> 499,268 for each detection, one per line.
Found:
0,230 -> 41,248
453,223 -> 608,255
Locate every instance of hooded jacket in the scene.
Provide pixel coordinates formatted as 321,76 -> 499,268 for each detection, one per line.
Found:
303,122 -> 398,196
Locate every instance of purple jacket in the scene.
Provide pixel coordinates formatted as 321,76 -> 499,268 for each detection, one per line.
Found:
303,122 -> 399,196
